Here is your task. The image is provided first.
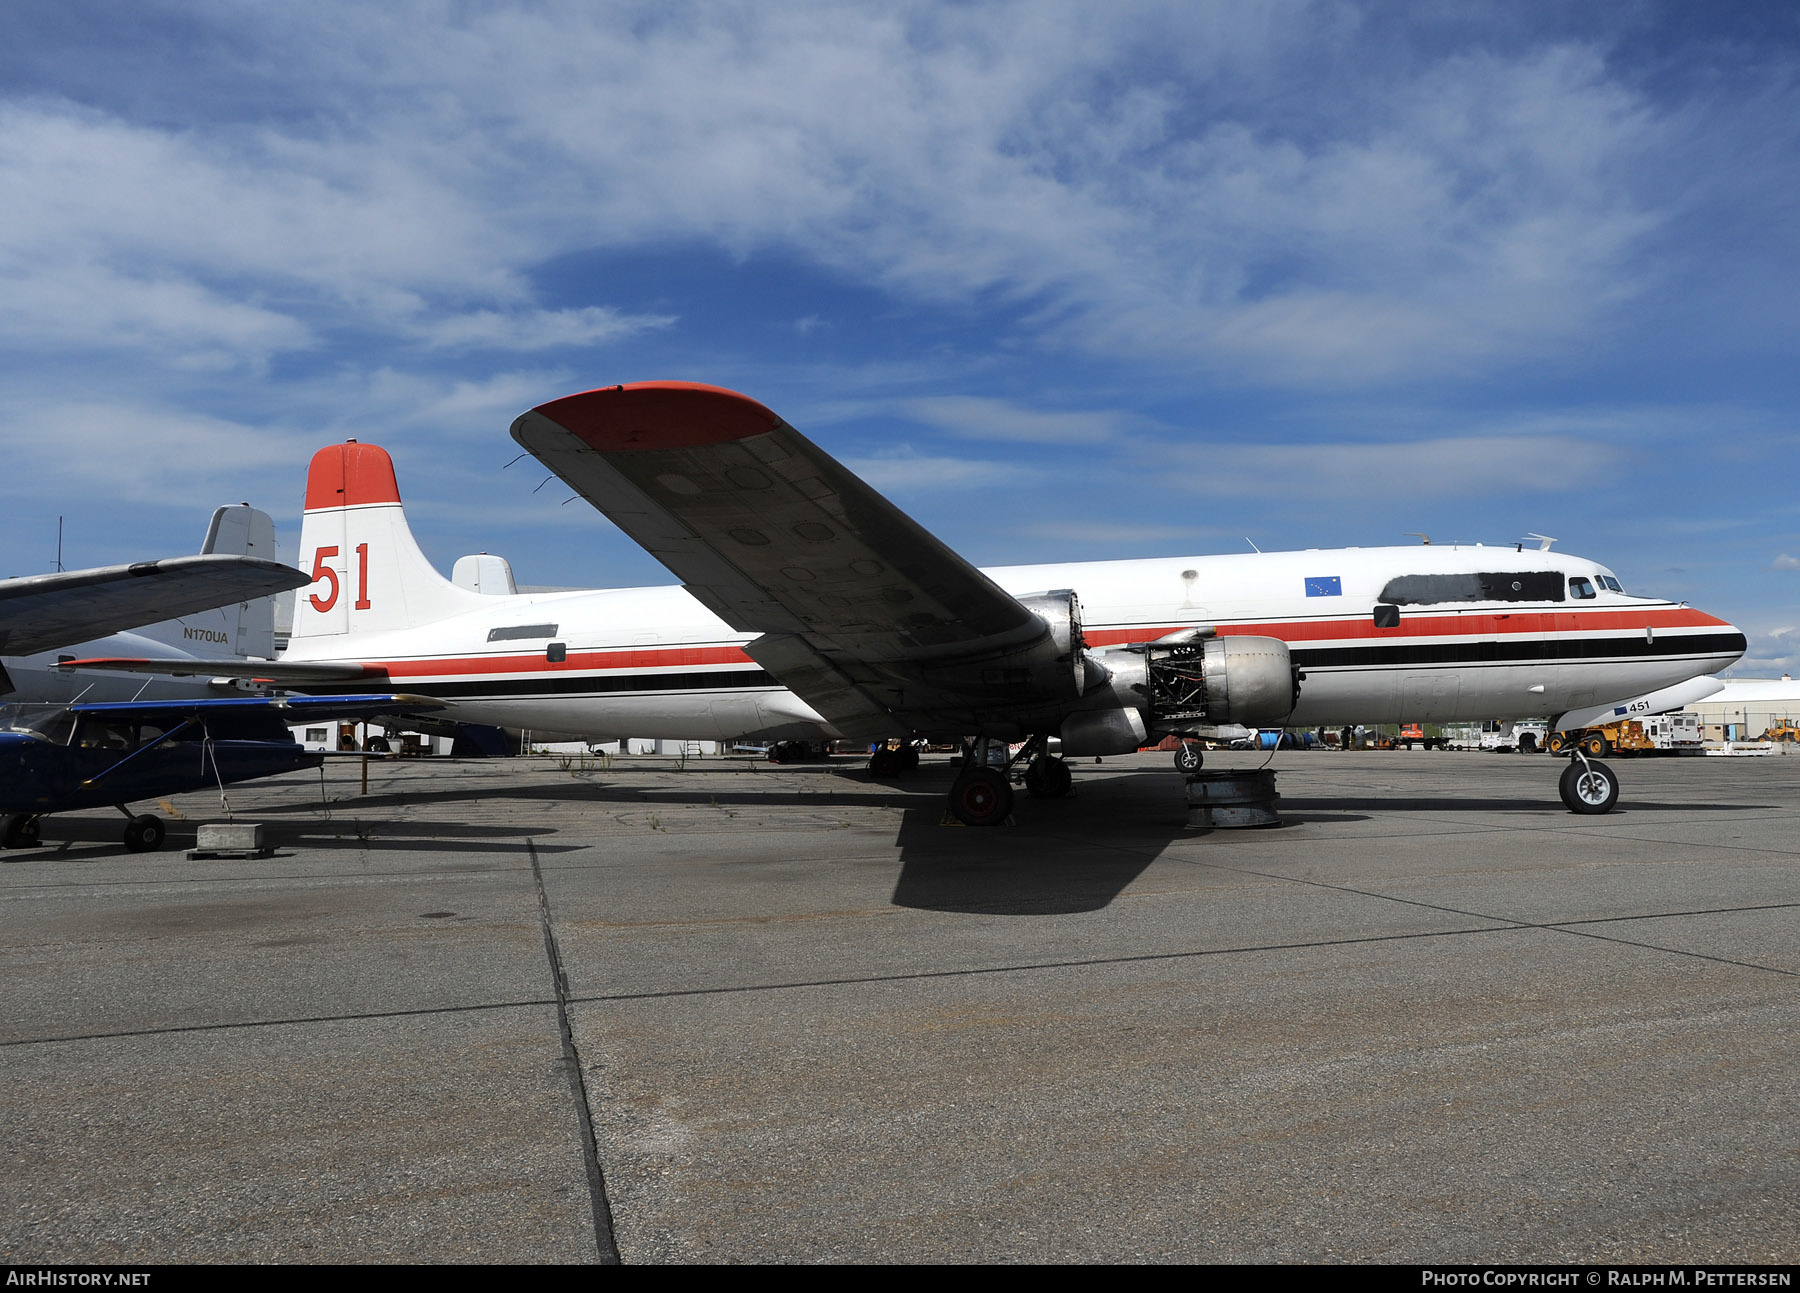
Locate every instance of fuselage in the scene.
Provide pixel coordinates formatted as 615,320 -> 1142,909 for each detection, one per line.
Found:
284,543 -> 1745,740
2,629 -> 236,730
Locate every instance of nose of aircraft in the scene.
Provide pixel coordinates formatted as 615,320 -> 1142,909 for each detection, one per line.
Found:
1695,607 -> 1748,670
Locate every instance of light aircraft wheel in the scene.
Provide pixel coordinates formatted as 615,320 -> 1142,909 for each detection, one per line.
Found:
1173,741 -> 1204,774
364,736 -> 390,753
868,748 -> 900,779
123,814 -> 166,853
950,768 -> 1013,826
1559,761 -> 1619,815
1,814 -> 43,849
1024,755 -> 1073,799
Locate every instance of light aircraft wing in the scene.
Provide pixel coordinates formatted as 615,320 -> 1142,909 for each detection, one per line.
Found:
0,556 -> 311,658
512,382 -> 1080,738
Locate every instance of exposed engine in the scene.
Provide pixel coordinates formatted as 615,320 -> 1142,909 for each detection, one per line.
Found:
1058,631 -> 1301,755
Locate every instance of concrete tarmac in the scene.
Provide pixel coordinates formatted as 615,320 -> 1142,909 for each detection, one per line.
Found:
1,748 -> 1796,1264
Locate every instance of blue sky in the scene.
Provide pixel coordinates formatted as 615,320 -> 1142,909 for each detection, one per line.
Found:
1,1 -> 1795,672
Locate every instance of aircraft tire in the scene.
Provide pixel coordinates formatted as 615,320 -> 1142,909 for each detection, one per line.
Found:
1173,741 -> 1204,774
868,748 -> 900,779
1025,755 -> 1073,798
123,815 -> 166,853
2,814 -> 42,849
950,768 -> 1013,826
1559,761 -> 1619,815
365,736 -> 390,753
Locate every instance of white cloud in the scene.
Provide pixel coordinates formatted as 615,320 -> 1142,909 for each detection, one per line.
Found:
1156,434 -> 1625,498
0,400 -> 313,506
1771,554 -> 1800,571
420,307 -> 673,351
903,396 -> 1133,444
0,4 -> 1699,380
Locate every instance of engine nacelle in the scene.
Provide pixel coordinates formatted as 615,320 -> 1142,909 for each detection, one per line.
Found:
1085,633 -> 1299,732
1171,635 -> 1298,726
1014,590 -> 1085,697
1059,706 -> 1147,756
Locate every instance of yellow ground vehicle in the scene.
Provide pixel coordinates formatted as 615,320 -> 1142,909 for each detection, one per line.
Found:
1764,720 -> 1800,743
1547,714 -> 1704,757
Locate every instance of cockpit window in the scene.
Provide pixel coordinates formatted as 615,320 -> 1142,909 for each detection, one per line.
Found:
1378,571 -> 1565,605
1569,576 -> 1597,600
1600,576 -> 1623,593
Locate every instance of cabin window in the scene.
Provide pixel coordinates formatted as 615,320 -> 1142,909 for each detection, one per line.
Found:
1373,603 -> 1401,628
546,642 -> 567,663
1378,571 -> 1565,605
488,624 -> 558,642
1569,576 -> 1597,600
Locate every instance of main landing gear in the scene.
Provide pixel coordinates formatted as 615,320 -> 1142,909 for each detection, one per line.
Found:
865,743 -> 921,778
1557,752 -> 1620,815
945,735 -> 1074,826
1,809 -> 168,853
1,814 -> 43,850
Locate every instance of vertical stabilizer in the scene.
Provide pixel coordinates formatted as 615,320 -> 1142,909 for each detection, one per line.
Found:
292,442 -> 489,641
200,504 -> 281,658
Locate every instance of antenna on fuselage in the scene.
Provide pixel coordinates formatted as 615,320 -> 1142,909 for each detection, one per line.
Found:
1523,533 -> 1558,552
1406,532 -> 1430,545
1244,537 -> 1261,553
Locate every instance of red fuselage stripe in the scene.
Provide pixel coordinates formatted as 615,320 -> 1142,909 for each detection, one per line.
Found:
333,606 -> 1730,680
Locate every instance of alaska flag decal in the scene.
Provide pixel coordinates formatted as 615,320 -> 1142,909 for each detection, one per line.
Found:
1305,576 -> 1342,598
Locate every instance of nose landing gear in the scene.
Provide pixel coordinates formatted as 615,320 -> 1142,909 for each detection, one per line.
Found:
1558,752 -> 1620,814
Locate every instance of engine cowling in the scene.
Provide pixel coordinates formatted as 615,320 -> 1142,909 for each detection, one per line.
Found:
1075,633 -> 1299,740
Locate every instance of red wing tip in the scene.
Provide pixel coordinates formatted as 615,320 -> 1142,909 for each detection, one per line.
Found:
305,442 -> 402,511
528,381 -> 783,452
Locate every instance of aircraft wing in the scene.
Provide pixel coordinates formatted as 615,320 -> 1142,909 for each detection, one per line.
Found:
0,556 -> 311,658
512,383 -> 1080,738
57,657 -> 382,683
67,693 -> 446,724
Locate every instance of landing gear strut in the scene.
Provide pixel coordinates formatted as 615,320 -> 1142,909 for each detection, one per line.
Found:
1173,740 -> 1204,774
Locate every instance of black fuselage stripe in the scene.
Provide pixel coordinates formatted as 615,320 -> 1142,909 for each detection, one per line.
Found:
1289,632 -> 1745,670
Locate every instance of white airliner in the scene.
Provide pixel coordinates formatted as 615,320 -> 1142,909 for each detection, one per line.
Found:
77,383 -> 1746,823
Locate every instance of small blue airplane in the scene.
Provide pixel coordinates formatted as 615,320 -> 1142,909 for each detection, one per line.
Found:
0,692 -> 442,853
